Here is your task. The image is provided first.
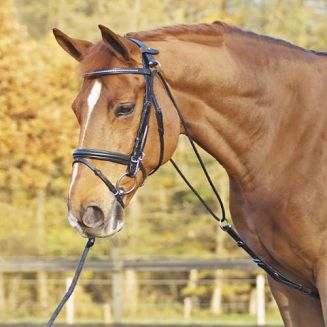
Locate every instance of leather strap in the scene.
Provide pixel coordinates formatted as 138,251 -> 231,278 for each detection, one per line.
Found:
73,158 -> 125,208
83,67 -> 151,78
128,38 -> 160,67
73,149 -> 146,182
222,224 -> 319,298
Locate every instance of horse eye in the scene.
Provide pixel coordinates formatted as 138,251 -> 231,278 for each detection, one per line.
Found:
115,103 -> 135,117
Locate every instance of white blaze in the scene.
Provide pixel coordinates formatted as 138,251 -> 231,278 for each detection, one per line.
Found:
81,80 -> 102,143
69,80 -> 102,200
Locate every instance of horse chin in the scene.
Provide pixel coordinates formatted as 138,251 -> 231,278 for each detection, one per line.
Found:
68,199 -> 125,238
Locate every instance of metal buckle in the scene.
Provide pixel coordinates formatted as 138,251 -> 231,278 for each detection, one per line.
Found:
150,61 -> 161,72
130,152 -> 145,175
219,217 -> 231,231
113,188 -> 125,197
116,172 -> 137,195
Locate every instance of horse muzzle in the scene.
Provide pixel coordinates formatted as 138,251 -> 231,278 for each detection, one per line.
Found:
68,199 -> 124,238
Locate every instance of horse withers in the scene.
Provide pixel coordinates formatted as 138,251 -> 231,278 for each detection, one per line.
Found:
53,22 -> 327,326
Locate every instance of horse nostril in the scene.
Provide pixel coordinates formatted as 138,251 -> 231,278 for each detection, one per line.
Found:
81,205 -> 104,228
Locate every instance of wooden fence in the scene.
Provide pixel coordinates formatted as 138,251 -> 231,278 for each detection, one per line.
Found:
0,256 -> 276,325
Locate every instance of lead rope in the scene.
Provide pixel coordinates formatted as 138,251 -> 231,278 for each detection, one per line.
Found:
45,237 -> 95,326
157,72 -> 320,299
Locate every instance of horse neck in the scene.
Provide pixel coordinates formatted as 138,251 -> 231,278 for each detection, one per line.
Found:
148,35 -> 325,192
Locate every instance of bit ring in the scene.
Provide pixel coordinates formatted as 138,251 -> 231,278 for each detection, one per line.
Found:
116,172 -> 137,195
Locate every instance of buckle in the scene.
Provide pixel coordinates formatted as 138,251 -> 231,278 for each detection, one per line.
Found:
130,156 -> 139,164
130,152 -> 145,176
219,218 -> 231,231
130,152 -> 145,164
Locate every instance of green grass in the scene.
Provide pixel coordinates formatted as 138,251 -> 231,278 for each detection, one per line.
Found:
0,300 -> 283,325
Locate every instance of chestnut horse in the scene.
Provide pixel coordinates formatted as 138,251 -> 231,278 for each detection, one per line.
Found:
53,22 -> 327,326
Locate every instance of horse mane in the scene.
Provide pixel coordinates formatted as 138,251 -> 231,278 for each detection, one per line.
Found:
126,21 -> 231,40
127,21 -> 327,57
81,21 -> 327,73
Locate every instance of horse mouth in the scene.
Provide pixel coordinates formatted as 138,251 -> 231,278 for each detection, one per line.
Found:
68,200 -> 124,238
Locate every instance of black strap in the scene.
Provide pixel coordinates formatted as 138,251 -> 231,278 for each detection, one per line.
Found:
73,148 -> 146,180
45,238 -> 95,326
73,157 -> 125,208
127,39 -> 160,176
128,38 -> 160,67
149,93 -> 165,175
222,224 -> 319,298
74,148 -> 130,165
127,72 -> 153,176
84,67 -> 151,78
157,72 -> 226,223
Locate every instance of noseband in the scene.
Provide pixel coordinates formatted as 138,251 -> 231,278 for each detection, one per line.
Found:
73,38 -> 164,208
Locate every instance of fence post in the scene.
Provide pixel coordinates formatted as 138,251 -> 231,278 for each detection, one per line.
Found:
211,269 -> 223,315
8,277 -> 19,309
183,297 -> 192,319
104,303 -> 112,323
188,269 -> 199,310
0,273 -> 4,311
256,274 -> 265,326
124,269 -> 139,314
249,286 -> 256,315
112,247 -> 122,322
66,278 -> 74,324
36,188 -> 46,254
37,271 -> 48,308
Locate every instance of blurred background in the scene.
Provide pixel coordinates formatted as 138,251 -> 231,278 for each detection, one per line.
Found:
1,0 -> 327,325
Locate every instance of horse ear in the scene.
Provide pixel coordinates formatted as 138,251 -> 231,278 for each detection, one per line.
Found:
53,28 -> 93,61
98,25 -> 131,61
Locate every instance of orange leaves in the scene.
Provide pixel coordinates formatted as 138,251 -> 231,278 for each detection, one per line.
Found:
0,5 -> 79,193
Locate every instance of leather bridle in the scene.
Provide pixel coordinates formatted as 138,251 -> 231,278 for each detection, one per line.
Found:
71,38 -> 320,299
72,38 -> 164,208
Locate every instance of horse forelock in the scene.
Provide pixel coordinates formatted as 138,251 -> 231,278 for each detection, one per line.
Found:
80,40 -> 142,76
80,42 -> 118,75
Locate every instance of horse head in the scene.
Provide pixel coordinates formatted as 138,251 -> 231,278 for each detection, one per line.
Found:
53,26 -> 180,237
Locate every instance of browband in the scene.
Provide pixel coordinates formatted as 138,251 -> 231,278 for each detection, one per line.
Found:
83,67 -> 151,78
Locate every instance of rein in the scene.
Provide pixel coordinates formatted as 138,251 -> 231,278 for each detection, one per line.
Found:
45,237 -> 95,326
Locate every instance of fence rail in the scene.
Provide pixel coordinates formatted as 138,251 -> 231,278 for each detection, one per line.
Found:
0,258 -> 257,272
